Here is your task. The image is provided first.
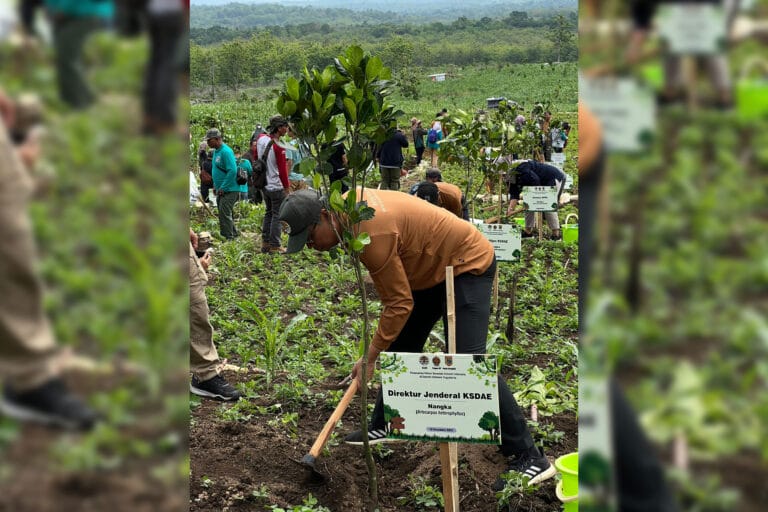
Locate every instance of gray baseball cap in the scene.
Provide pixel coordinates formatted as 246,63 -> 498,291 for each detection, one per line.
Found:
278,189 -> 323,253
205,128 -> 221,140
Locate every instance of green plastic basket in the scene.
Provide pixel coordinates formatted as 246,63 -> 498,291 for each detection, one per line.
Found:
562,214 -> 578,245
514,217 -> 525,228
737,58 -> 768,121
555,452 -> 579,498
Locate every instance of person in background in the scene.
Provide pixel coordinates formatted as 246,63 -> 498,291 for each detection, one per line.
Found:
376,128 -> 408,191
44,0 -> 114,109
207,128 -> 240,240
247,138 -> 263,204
410,168 -> 468,220
189,229 -> 241,401
426,115 -> 444,168
0,90 -> 97,430
626,0 -> 735,108
278,189 -> 556,492
142,0 -> 186,135
233,145 -> 252,202
411,117 -> 427,166
256,115 -> 290,253
199,150 -> 213,205
325,141 -> 349,193
505,159 -> 566,239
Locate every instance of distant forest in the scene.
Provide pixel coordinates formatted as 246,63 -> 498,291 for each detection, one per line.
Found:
190,1 -> 577,27
190,7 -> 577,94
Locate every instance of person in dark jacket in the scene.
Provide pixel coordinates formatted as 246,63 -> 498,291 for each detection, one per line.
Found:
626,0 -> 734,107
411,117 -> 427,166
505,160 -> 566,239
376,129 -> 409,191
323,141 -> 349,193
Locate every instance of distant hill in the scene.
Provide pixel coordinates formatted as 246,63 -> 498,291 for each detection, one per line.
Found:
190,0 -> 577,28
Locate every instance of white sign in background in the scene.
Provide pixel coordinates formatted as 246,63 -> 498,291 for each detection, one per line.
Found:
657,5 -> 726,55
521,186 -> 558,212
380,353 -> 500,444
477,223 -> 521,262
579,75 -> 657,153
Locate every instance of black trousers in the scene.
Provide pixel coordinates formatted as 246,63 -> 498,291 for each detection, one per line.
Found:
143,12 -> 185,126
370,258 -> 534,456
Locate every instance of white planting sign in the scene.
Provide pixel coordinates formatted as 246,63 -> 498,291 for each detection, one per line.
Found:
579,75 -> 656,153
657,5 -> 727,55
380,353 -> 500,444
522,186 -> 558,212
478,223 -> 521,261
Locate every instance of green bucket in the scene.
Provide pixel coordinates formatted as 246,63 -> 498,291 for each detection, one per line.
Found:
737,58 -> 768,121
556,481 -> 578,512
640,63 -> 663,90
562,214 -> 578,245
555,452 -> 578,498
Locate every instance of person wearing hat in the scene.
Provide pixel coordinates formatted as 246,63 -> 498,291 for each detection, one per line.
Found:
410,118 -> 427,166
278,188 -> 556,491
206,128 -> 240,240
256,115 -> 290,253
409,169 -> 468,220
0,89 -> 97,430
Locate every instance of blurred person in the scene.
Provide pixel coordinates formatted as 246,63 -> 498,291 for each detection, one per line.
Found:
505,159 -> 566,239
207,127 -> 240,240
199,149 -> 214,204
19,0 -> 44,38
626,0 -> 735,107
324,140 -> 349,193
233,144 -> 251,202
552,121 -> 570,154
0,90 -> 97,430
142,0 -> 186,135
410,117 -> 427,166
247,138 -> 263,204
44,0 -> 114,109
409,168 -> 469,220
189,229 -> 241,401
579,103 -> 679,512
426,114 -> 443,167
376,128 -> 408,191
278,189 -> 557,491
256,114 -> 290,253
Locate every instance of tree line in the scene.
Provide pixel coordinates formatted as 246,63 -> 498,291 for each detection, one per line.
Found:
190,13 -> 577,95
190,2 -> 576,30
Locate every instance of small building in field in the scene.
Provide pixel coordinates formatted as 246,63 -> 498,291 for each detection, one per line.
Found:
428,73 -> 447,82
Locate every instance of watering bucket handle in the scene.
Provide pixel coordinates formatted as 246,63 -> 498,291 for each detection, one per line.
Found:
739,56 -> 768,80
564,213 -> 578,226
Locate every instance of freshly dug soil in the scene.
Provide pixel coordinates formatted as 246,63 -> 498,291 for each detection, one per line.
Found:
190,370 -> 577,512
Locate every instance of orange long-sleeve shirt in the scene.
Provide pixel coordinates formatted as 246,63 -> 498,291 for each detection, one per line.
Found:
355,189 -> 494,352
435,181 -> 464,218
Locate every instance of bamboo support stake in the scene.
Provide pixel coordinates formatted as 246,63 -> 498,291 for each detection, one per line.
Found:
537,212 -> 543,241
440,266 -> 460,512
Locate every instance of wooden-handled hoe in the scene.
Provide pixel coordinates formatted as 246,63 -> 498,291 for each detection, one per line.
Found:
298,378 -> 359,478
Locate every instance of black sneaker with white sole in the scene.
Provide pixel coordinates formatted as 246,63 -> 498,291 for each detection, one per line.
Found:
190,374 -> 241,401
0,378 -> 98,431
492,452 -> 557,492
343,427 -> 393,446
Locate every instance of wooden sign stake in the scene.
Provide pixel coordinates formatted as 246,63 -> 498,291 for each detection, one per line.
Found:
440,266 -> 460,512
